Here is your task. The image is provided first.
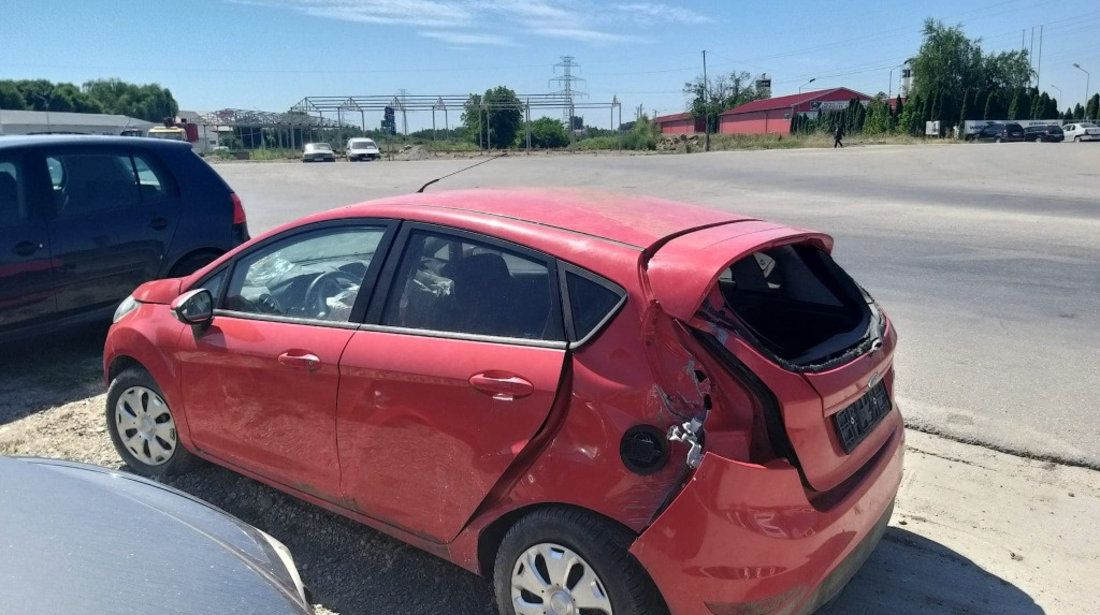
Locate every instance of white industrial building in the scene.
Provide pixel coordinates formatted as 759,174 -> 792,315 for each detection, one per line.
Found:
0,109 -> 156,136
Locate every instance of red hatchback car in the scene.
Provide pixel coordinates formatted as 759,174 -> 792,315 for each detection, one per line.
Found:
104,189 -> 903,615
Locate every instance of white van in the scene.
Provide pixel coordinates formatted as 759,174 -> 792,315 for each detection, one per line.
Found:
346,138 -> 381,161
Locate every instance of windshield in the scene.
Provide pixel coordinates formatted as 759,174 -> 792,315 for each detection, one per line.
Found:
349,140 -> 377,149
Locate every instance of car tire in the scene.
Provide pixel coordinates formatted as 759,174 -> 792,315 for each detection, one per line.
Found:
1035,137 -> 1043,143
106,367 -> 194,478
1074,136 -> 1081,142
994,137 -> 1003,143
493,507 -> 668,615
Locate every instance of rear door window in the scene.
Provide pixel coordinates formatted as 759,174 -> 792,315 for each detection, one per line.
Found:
0,159 -> 27,227
132,152 -> 179,202
381,229 -> 563,341
48,153 -> 141,216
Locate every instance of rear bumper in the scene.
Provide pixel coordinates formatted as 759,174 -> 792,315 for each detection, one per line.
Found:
630,417 -> 904,615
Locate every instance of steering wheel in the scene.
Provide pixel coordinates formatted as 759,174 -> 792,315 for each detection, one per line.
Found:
303,271 -> 361,319
257,292 -> 282,315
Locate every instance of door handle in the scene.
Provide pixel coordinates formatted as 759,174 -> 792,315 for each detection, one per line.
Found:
14,241 -> 42,257
469,372 -> 534,400
277,351 -> 321,372
150,217 -> 170,230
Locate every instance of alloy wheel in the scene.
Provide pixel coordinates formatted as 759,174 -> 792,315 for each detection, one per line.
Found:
511,542 -> 612,615
114,386 -> 177,466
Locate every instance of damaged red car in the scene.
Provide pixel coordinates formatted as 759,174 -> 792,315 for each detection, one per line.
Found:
104,189 -> 903,615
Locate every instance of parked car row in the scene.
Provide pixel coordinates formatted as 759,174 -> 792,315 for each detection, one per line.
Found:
969,121 -> 1099,143
301,139 -> 383,163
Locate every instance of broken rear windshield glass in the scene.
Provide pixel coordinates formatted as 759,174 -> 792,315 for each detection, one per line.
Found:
700,244 -> 873,368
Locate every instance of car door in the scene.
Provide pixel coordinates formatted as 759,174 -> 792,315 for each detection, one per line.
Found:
336,224 -> 567,543
177,221 -> 395,500
0,151 -> 55,331
41,146 -> 181,317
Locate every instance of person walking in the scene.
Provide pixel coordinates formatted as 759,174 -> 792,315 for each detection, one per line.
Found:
833,125 -> 845,148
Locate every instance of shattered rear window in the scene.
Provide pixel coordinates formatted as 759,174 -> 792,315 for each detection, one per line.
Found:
702,244 -> 873,368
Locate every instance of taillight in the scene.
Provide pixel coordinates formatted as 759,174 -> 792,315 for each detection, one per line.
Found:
231,192 -> 247,225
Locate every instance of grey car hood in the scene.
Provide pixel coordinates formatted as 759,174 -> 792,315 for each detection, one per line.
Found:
0,457 -> 311,614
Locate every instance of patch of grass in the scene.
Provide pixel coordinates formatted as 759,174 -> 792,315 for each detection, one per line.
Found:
247,148 -> 299,161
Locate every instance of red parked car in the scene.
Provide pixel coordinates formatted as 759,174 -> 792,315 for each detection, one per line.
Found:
104,189 -> 904,615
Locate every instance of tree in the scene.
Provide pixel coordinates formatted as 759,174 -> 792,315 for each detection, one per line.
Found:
911,20 -> 1032,97
621,114 -> 660,150
863,97 -> 891,135
1073,103 -> 1085,120
683,70 -> 767,133
958,90 -> 971,129
897,92 -> 923,135
984,90 -> 1000,119
0,82 -> 26,109
528,117 -> 569,148
1087,94 -> 1100,122
1007,89 -> 1021,120
461,86 -> 522,149
0,78 -> 176,121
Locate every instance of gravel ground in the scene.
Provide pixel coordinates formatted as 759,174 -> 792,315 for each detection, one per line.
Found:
0,327 -> 495,615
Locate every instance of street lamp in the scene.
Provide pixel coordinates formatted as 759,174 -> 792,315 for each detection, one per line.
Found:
1050,84 -> 1062,100
798,78 -> 816,94
33,94 -> 52,133
1073,63 -> 1091,120
888,63 -> 907,99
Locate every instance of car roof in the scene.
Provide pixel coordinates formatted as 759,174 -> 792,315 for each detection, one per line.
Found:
327,188 -> 756,250
0,134 -> 191,151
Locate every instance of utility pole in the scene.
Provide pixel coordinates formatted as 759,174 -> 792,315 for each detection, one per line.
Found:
702,49 -> 710,152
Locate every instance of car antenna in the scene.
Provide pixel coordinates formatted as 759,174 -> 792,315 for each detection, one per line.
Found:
417,152 -> 507,193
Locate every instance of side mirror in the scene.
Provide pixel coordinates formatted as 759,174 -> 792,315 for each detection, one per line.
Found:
171,289 -> 214,326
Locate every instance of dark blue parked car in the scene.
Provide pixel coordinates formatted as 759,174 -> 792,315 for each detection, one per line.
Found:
0,136 -> 248,342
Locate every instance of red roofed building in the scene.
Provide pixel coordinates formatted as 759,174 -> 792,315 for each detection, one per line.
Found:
718,88 -> 872,135
654,111 -> 705,135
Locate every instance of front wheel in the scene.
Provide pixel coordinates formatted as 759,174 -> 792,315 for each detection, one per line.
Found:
994,137 -> 1003,143
1075,136 -> 1082,142
1035,137 -> 1043,143
493,508 -> 668,615
106,367 -> 194,478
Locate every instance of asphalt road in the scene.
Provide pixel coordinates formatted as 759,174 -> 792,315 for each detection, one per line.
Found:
215,142 -> 1100,468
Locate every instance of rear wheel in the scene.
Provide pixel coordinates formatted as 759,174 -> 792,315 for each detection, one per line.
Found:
994,136 -> 1003,143
493,508 -> 668,615
1075,136 -> 1082,142
1035,137 -> 1043,143
106,367 -> 194,478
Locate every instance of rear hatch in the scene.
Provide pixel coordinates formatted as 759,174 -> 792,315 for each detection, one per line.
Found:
647,222 -> 896,492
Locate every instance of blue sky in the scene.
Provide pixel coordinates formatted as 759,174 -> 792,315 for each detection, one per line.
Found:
1,0 -> 1097,130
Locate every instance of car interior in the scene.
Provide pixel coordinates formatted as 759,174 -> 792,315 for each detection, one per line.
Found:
383,233 -> 559,340
708,245 -> 871,364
